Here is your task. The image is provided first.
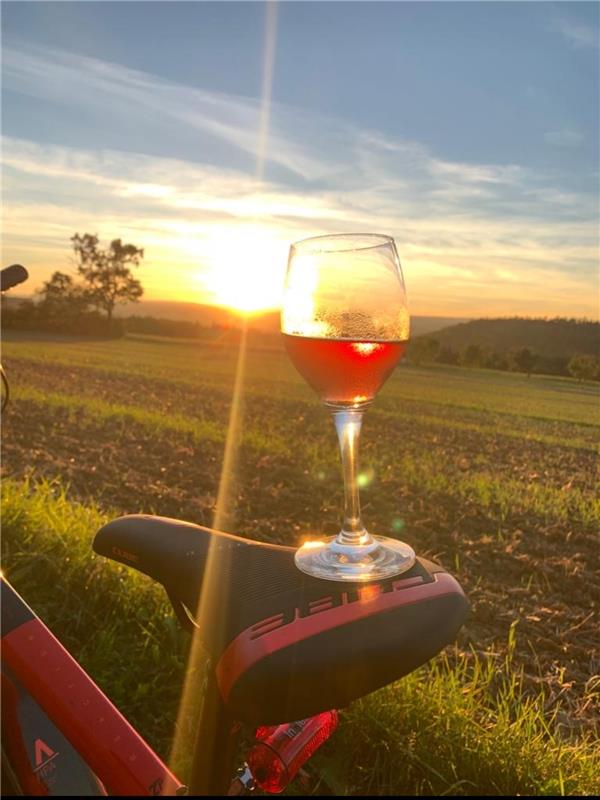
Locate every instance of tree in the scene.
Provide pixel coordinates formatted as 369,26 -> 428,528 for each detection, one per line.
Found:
409,337 -> 439,366
71,234 -> 144,330
38,271 -> 89,322
437,345 -> 459,365
40,271 -> 77,305
507,347 -> 537,377
483,351 -> 508,371
568,354 -> 599,383
459,344 -> 483,368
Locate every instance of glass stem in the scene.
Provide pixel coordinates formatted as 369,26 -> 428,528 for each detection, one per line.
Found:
332,409 -> 368,546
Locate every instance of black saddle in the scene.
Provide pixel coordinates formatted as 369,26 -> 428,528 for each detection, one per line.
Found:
94,516 -> 467,725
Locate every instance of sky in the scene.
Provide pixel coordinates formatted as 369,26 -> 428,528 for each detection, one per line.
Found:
1,0 -> 599,318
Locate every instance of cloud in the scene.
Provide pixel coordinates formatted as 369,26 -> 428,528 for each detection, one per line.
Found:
427,160 -> 522,185
544,130 -> 584,148
551,15 -> 599,48
3,135 -> 597,317
1,40 -> 598,318
1,41 -> 332,182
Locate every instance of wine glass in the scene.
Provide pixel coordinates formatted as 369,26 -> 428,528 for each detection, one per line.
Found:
281,233 -> 416,582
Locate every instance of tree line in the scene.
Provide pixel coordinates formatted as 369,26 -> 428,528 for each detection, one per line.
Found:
3,233 -> 598,383
408,337 -> 599,382
1,234 -> 144,336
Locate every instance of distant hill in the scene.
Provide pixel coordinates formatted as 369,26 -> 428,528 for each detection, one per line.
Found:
114,299 -> 466,337
5,294 -> 468,337
410,316 -> 471,337
420,318 -> 599,359
115,300 -> 273,329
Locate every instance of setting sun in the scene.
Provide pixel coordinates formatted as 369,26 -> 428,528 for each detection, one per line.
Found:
202,226 -> 289,314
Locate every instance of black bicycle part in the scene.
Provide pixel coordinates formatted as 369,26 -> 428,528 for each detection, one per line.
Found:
1,263 -> 28,414
188,670 -> 240,796
94,515 -> 468,727
1,365 -> 9,414
1,264 -> 28,292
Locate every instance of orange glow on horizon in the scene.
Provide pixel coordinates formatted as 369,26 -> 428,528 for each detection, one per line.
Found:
211,300 -> 280,318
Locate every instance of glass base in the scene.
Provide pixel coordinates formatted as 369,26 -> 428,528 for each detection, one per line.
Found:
294,535 -> 416,582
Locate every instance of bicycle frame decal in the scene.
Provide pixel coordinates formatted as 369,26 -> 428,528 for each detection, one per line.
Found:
34,738 -> 58,770
2,667 -> 108,795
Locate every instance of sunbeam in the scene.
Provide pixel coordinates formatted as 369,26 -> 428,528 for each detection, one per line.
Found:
168,2 -> 279,784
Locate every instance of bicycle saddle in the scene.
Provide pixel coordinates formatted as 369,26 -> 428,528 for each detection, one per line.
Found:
94,516 -> 467,725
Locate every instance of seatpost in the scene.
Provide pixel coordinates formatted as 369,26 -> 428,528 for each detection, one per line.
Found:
187,666 -> 240,796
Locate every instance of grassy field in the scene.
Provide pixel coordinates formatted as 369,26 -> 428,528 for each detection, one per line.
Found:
2,329 -> 599,794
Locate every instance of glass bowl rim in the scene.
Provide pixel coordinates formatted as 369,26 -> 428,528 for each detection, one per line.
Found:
290,233 -> 396,254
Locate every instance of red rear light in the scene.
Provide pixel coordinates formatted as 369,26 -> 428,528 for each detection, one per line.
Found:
247,710 -> 338,794
254,724 -> 278,741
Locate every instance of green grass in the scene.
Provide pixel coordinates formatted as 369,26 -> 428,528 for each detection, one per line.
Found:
2,477 -> 598,795
1,476 -> 188,756
14,384 -> 288,454
4,331 -> 599,427
395,452 -> 600,529
335,648 -> 599,796
11,383 -> 599,531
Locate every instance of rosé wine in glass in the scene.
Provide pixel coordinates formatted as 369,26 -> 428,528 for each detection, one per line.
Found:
281,233 -> 415,582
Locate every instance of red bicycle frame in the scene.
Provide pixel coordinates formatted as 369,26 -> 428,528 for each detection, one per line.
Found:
1,576 -> 185,796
